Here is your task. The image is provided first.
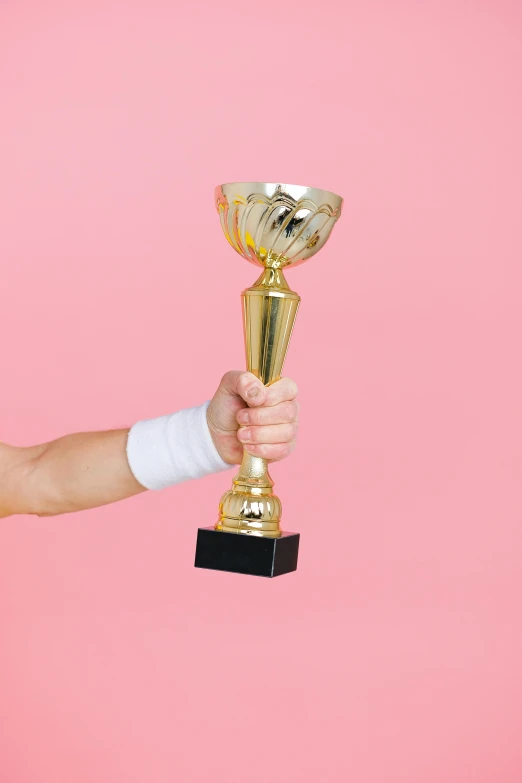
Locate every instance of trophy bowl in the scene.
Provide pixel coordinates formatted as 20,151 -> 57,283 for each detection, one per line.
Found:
215,182 -> 343,269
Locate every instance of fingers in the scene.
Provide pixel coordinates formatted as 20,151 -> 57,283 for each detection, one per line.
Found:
219,372 -> 298,409
238,421 -> 298,446
236,400 -> 298,427
210,370 -> 299,465
263,377 -> 299,408
217,371 -> 299,463
243,440 -> 296,462
219,370 -> 267,407
236,401 -> 299,462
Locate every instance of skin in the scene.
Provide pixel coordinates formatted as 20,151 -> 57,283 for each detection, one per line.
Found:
0,371 -> 298,519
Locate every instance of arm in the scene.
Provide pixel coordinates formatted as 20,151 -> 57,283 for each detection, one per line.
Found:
0,430 -> 144,518
0,371 -> 299,519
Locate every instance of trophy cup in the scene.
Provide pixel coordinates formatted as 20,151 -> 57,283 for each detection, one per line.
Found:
194,182 -> 343,577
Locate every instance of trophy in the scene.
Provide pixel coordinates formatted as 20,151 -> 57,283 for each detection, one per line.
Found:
195,182 -> 343,577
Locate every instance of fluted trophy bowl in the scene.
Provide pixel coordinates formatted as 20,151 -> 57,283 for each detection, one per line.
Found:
215,182 -> 343,269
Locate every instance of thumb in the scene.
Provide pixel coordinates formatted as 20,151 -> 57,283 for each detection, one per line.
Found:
218,370 -> 267,407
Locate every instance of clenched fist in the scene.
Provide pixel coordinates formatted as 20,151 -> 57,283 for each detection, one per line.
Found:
206,370 -> 299,465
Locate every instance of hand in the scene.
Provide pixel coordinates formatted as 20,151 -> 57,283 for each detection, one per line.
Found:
207,371 -> 299,465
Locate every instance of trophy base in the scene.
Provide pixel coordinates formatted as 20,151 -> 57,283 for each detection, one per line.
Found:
194,527 -> 300,578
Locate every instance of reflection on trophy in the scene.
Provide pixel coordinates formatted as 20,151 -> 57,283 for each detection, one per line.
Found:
195,182 -> 343,577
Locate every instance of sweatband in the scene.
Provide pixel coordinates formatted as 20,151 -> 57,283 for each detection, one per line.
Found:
126,401 -> 232,491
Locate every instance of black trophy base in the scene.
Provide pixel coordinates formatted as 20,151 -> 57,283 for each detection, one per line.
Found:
194,527 -> 300,578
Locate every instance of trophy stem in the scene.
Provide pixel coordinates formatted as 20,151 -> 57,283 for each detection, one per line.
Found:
215,269 -> 300,537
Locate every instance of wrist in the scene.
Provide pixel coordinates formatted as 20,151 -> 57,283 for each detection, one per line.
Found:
126,401 -> 231,491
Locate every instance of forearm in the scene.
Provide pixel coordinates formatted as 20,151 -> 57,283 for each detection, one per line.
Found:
0,431 -> 145,518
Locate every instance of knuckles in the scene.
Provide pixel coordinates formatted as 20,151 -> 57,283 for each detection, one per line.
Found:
237,371 -> 254,389
285,401 -> 299,422
281,377 -> 299,399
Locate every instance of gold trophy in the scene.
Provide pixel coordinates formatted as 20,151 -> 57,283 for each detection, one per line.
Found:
195,182 -> 343,577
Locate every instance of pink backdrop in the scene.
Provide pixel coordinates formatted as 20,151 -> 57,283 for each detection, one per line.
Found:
1,2 -> 522,781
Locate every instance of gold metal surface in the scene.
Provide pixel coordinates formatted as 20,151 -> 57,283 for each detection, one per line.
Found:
214,182 -> 343,537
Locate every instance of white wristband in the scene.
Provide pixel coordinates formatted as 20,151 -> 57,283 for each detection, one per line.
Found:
126,401 -> 232,491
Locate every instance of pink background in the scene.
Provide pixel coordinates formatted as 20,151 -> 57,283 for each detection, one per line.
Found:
1,1 -> 522,781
